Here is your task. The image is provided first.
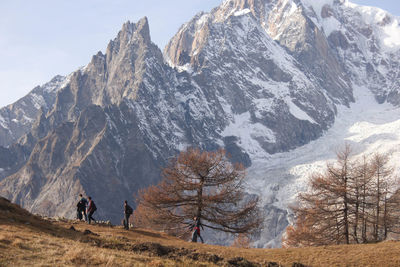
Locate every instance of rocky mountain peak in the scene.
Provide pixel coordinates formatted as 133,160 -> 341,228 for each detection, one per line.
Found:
135,17 -> 151,42
164,0 -> 275,67
107,17 -> 151,57
216,0 -> 268,17
49,16 -> 160,114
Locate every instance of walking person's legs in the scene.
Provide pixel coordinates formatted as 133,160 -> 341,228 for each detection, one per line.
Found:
198,233 -> 204,243
191,230 -> 198,242
124,214 -> 130,229
88,211 -> 96,224
83,209 -> 87,222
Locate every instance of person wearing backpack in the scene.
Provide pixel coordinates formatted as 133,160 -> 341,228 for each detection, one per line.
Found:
189,216 -> 204,243
87,196 -> 97,224
123,200 -> 133,230
77,194 -> 88,221
76,200 -> 83,220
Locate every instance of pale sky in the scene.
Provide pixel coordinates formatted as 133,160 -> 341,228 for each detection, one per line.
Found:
0,0 -> 398,108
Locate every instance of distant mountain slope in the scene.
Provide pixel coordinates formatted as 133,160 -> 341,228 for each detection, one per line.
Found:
298,0 -> 400,104
0,75 -> 66,147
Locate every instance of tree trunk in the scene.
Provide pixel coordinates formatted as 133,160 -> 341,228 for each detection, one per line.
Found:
344,195 -> 349,244
343,164 -> 350,244
361,184 -> 367,243
375,174 -> 380,242
197,175 -> 205,218
383,193 -> 388,240
353,189 -> 359,243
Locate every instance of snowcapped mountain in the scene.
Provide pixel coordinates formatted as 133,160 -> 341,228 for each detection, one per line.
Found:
298,0 -> 400,104
0,75 -> 67,147
165,0 -> 352,156
0,0 -> 399,247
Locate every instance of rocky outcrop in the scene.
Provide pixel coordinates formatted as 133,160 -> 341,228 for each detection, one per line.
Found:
267,0 -> 353,106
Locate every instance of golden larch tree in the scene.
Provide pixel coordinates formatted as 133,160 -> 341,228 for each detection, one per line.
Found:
134,148 -> 262,237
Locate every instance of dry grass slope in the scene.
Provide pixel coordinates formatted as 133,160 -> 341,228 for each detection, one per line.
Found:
1,197 -> 400,266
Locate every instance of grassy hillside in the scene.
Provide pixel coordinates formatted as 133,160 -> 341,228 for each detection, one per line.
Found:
1,197 -> 400,266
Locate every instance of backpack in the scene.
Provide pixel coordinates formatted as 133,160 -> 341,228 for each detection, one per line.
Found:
92,201 -> 97,211
127,205 -> 133,215
77,200 -> 84,210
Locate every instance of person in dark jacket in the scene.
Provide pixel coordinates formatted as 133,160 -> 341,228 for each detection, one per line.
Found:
123,200 -> 133,230
87,196 -> 97,224
76,198 -> 83,220
189,216 -> 204,243
76,194 -> 88,221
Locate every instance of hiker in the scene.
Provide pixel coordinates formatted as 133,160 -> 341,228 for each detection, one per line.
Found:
189,216 -> 204,243
87,196 -> 97,224
76,201 -> 82,220
123,200 -> 133,230
77,194 -> 88,221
